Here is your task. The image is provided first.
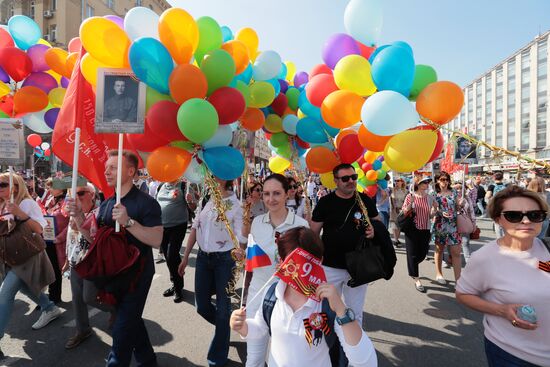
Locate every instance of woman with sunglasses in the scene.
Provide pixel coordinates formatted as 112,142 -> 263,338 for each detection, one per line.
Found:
456,186 -> 550,367
432,171 -> 464,284
286,177 -> 306,219
242,174 -> 309,367
389,178 -> 408,247
247,182 -> 267,220
526,177 -> 550,239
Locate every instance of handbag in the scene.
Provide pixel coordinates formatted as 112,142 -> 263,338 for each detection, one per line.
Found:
0,215 -> 46,266
457,211 -> 475,234
396,194 -> 416,233
470,227 -> 481,239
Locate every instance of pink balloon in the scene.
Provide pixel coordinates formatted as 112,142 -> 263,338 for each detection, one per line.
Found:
27,44 -> 50,72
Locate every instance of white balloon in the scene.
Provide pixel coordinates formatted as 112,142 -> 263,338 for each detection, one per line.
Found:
124,7 -> 160,41
23,110 -> 53,134
183,157 -> 205,184
40,142 -> 50,150
344,0 -> 383,47
253,50 -> 282,81
282,114 -> 298,135
203,125 -> 233,149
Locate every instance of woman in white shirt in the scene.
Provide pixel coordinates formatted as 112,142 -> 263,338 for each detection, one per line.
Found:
456,186 -> 550,367
178,178 -> 247,367
242,174 -> 309,367
230,227 -> 378,367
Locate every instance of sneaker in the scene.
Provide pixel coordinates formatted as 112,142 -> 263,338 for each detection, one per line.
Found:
163,287 -> 175,297
32,306 -> 62,330
174,290 -> 183,304
65,329 -> 93,349
435,276 -> 447,285
155,253 -> 165,264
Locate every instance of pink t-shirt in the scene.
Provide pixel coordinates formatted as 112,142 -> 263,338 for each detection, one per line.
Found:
456,239 -> 550,366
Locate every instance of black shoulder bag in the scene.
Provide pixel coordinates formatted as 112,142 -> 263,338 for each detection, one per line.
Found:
396,193 -> 416,233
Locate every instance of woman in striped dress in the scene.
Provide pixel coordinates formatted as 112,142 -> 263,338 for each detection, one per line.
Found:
402,176 -> 436,293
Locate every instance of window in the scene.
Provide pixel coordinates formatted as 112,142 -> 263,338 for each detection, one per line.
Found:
521,113 -> 530,150
30,1 -> 35,19
496,67 -> 503,84
522,50 -> 530,70
537,113 -> 546,147
86,4 -> 94,18
51,0 -> 57,10
496,110 -> 503,147
107,0 -> 114,9
49,25 -> 57,42
522,69 -> 531,84
508,59 -> 516,77
538,38 -> 547,61
136,0 -> 142,6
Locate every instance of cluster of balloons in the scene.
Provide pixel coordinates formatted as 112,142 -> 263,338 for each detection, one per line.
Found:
27,133 -> 51,158
0,16 -> 75,134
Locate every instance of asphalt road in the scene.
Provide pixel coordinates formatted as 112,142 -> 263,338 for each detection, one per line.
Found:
1,219 -> 497,367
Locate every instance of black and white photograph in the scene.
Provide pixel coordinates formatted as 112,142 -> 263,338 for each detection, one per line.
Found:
95,69 -> 146,134
453,136 -> 477,164
0,119 -> 25,166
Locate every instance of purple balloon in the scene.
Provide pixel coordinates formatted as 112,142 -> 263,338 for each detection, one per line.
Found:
44,108 -> 60,129
322,33 -> 361,69
278,79 -> 289,94
104,15 -> 124,29
0,66 -> 9,83
293,71 -> 309,88
60,76 -> 69,88
21,72 -> 58,93
27,44 -> 50,72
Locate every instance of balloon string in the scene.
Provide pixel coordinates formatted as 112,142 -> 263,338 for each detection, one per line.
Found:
289,137 -> 312,218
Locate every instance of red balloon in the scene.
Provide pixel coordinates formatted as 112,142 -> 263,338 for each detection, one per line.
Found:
356,42 -> 376,60
44,149 -> 51,157
0,95 -> 14,116
146,101 -> 188,143
296,136 -> 310,149
309,64 -> 333,78
270,93 -> 288,116
68,37 -> 82,53
27,134 -> 42,148
337,134 -> 364,164
0,28 -> 14,49
365,185 -> 378,197
306,74 -> 338,107
361,162 -> 372,172
207,87 -> 246,124
357,156 -> 366,167
0,47 -> 33,82
126,121 -> 170,152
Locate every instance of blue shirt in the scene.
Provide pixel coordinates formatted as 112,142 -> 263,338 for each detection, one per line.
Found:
376,189 -> 390,212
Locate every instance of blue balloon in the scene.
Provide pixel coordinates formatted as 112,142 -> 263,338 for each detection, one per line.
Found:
221,26 -> 233,42
368,44 -> 389,64
298,91 -> 322,120
282,114 -> 299,135
203,146 -> 245,180
129,37 -> 173,95
8,15 -> 41,50
265,78 -> 281,96
320,119 -> 339,137
371,45 -> 415,97
372,160 -> 382,170
392,41 -> 413,55
296,117 -> 328,144
277,63 -> 287,79
377,179 -> 388,189
233,63 -> 253,84
361,90 -> 419,136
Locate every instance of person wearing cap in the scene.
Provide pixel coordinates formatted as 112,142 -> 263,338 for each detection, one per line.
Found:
389,177 -> 408,247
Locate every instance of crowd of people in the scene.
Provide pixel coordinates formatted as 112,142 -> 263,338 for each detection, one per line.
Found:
0,157 -> 549,366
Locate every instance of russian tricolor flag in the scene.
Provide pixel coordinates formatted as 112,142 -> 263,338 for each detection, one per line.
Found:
245,244 -> 272,272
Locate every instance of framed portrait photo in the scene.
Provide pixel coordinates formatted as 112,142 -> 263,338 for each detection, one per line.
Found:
95,69 -> 146,134
0,119 -> 25,166
453,136 -> 478,165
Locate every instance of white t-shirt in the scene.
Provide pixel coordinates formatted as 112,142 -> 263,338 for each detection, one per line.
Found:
19,199 -> 47,228
286,199 -> 305,219
456,239 -> 550,366
307,181 -> 316,197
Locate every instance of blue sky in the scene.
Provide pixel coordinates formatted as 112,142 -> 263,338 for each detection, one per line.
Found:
167,0 -> 550,87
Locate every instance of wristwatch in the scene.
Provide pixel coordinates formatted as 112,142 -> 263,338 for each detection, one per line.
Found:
125,218 -> 136,228
336,308 -> 355,326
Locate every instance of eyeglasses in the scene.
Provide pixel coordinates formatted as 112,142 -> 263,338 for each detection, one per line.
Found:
0,182 -> 9,188
289,184 -> 298,189
335,174 -> 358,183
76,191 -> 89,197
501,210 -> 547,223
439,178 -> 449,182
253,188 -> 262,192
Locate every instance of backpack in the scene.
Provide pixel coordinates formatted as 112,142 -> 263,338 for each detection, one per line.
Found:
493,183 -> 506,196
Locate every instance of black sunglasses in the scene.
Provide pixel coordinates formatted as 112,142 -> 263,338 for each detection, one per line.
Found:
501,210 -> 547,223
0,182 -> 9,188
76,191 -> 89,197
252,188 -> 262,192
289,184 -> 298,189
335,174 -> 358,183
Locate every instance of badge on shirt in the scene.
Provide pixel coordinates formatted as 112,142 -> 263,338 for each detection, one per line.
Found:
539,261 -> 550,273
303,312 -> 330,347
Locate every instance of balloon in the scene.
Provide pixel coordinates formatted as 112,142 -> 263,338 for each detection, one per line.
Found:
104,15 -> 124,28
222,40 -> 250,74
21,72 -> 58,94
361,90 -> 419,136
371,45 -> 415,96
298,91 -> 322,120
364,150 -> 379,163
48,87 -> 66,107
306,147 -> 340,173
335,129 -> 356,148
253,50 -> 282,81
0,28 -> 14,49
234,80 -> 251,107
195,16 -> 223,63
409,65 -> 437,101
366,170 -> 378,181
80,17 -> 130,67
286,87 -> 300,110
14,86 -> 48,114
269,94 -> 286,116
249,81 -> 275,108
8,15 -> 41,50
68,37 -> 82,53
200,49 -> 236,95
293,71 -> 309,87
208,87 -> 245,124
235,27 -> 259,60
344,0 -> 383,47
321,90 -> 364,129
0,67 -> 9,83
269,156 -> 290,174
384,129 -> 437,172
306,74 -> 338,107
147,146 -> 192,182
357,124 -> 392,151
22,109 -> 52,133
40,142 -> 50,151
80,53 -> 110,86
414,126 -> 444,163
44,108 -> 59,129
203,125 -> 233,148
158,8 -> 199,64
146,100 -> 187,142
357,42 -> 376,60
297,117 -> 331,144
282,114 -> 299,135
0,83 -> 9,98
310,64 -> 333,78
233,63 -> 253,85
44,149 -> 51,157
65,52 -> 78,75
338,134 -> 364,164
129,37 -> 173,95
320,172 -> 336,190
0,47 -> 32,82
27,44 -> 50,72
221,26 -> 233,42
240,108 -> 265,131
264,114 -> 283,133
270,132 -> 289,148
265,78 -> 281,96
126,120 -> 170,152
334,55 -> 376,96
203,146 -> 245,180
124,7 -> 160,40
27,134 -> 42,147
183,157 -> 205,184
169,64 -> 207,104
416,81 -> 464,125
177,98 -> 219,144
44,47 -> 71,78
365,185 -> 378,197
372,160 -> 382,170
322,33 -> 360,69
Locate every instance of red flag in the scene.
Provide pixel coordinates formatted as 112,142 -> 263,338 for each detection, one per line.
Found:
275,248 -> 327,301
52,48 -> 121,197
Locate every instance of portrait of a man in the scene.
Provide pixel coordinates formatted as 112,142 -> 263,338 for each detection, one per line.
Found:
454,137 -> 477,163
103,77 -> 138,123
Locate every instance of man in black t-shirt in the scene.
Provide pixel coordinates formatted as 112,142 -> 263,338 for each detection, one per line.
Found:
311,163 -> 381,326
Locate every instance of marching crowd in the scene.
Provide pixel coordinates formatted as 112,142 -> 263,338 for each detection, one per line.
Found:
0,154 -> 549,367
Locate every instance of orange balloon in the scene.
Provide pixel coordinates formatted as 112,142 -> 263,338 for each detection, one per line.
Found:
363,150 -> 379,164
158,8 -> 199,64
240,107 -> 265,131
65,52 -> 79,76
335,129 -> 357,148
365,170 -> 378,181
306,146 -> 340,173
235,27 -> 259,59
358,124 -> 393,152
14,86 -> 49,114
221,40 -> 250,74
146,146 -> 192,182
321,90 -> 364,129
169,64 -> 208,104
416,81 -> 464,125
45,48 -> 71,78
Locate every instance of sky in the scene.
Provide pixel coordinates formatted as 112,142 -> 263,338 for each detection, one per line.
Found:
167,0 -> 550,88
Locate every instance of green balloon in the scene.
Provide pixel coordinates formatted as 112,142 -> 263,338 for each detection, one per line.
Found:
275,144 -> 292,159
249,81 -> 275,108
146,87 -> 172,112
270,132 -> 289,148
177,98 -> 219,144
235,80 -> 251,107
409,65 -> 437,101
195,16 -> 223,66
170,140 -> 195,151
377,169 -> 387,180
286,87 -> 300,110
200,49 -> 236,95
0,110 -> 8,118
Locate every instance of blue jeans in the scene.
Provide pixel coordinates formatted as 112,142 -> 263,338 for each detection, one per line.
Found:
107,257 -> 156,367
485,337 -> 539,367
195,249 -> 235,366
461,235 -> 472,263
379,211 -> 390,228
0,270 -> 54,339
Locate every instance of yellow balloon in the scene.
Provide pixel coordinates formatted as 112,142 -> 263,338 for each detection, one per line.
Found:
37,38 -> 52,47
0,83 -> 10,98
269,156 -> 290,174
384,129 -> 437,172
45,70 -> 62,84
297,109 -> 306,119
333,55 -> 376,97
79,17 -> 130,67
48,87 -> 66,107
285,61 -> 296,83
235,27 -> 259,58
80,53 -> 110,86
357,168 -> 365,179
320,172 -> 336,190
249,81 -> 275,108
264,114 -> 283,133
158,8 -> 199,64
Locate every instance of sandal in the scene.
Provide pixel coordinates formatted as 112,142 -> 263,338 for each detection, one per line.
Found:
415,282 -> 426,293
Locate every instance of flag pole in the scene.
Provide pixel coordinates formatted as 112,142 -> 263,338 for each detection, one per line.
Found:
239,270 -> 247,309
30,152 -> 35,197
244,275 -> 276,310
115,133 -> 123,232
8,166 -> 14,203
70,128 -> 81,200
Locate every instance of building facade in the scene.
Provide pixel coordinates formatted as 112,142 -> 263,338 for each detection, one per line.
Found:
449,30 -> 549,172
0,0 -> 169,48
